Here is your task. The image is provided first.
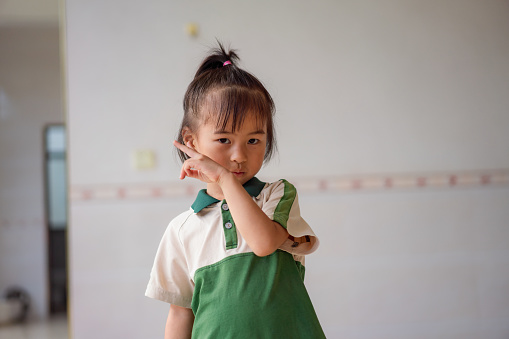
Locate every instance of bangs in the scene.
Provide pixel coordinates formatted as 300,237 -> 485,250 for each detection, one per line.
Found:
200,87 -> 273,132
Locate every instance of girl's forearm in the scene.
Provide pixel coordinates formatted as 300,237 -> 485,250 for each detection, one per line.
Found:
219,174 -> 288,256
165,305 -> 194,339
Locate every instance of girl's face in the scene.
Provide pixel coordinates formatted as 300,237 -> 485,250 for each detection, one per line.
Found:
188,113 -> 267,186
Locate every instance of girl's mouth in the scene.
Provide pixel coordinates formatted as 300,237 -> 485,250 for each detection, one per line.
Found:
232,172 -> 245,177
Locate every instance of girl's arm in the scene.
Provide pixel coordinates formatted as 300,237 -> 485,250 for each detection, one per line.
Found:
174,141 -> 288,257
165,305 -> 194,339
219,173 -> 289,256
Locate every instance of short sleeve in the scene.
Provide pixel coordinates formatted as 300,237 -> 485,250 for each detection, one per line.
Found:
145,211 -> 194,308
261,179 -> 320,255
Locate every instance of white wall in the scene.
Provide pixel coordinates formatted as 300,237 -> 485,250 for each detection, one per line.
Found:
65,1 -> 509,338
0,25 -> 63,319
302,187 -> 509,338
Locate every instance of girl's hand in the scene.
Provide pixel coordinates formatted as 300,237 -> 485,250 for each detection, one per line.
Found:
173,140 -> 229,184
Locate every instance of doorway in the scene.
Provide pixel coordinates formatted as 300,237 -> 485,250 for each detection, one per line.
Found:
44,124 -> 67,314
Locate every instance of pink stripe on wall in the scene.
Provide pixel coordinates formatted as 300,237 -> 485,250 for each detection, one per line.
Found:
70,169 -> 509,202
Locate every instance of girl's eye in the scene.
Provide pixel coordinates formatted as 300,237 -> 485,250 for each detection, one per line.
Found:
218,138 -> 230,144
248,139 -> 259,145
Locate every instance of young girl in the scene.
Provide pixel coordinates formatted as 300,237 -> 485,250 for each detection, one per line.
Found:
146,43 -> 325,339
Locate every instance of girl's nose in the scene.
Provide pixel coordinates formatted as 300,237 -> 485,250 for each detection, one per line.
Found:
230,145 -> 247,164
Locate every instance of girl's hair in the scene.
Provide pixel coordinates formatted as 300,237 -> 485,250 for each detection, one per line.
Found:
177,42 -> 276,163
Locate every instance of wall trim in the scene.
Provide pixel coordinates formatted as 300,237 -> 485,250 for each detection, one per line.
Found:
69,169 -> 509,202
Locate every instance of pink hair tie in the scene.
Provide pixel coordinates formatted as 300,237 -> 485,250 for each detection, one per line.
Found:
223,60 -> 232,66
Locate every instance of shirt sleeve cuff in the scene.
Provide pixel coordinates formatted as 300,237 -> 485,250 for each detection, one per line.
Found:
279,235 -> 319,255
145,283 -> 192,309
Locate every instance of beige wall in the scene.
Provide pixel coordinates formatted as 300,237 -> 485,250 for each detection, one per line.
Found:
65,1 -> 509,338
0,25 -> 63,319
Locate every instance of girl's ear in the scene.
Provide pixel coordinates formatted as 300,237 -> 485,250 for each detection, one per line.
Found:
182,127 -> 195,149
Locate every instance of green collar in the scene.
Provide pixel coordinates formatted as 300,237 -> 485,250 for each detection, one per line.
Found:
191,177 -> 266,213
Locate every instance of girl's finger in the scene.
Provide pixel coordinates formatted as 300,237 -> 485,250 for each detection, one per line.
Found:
179,166 -> 187,180
181,162 -> 196,179
173,140 -> 200,158
180,160 -> 195,180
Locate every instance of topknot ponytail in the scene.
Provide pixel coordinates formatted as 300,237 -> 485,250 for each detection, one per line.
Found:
194,42 -> 239,78
178,41 -> 277,164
